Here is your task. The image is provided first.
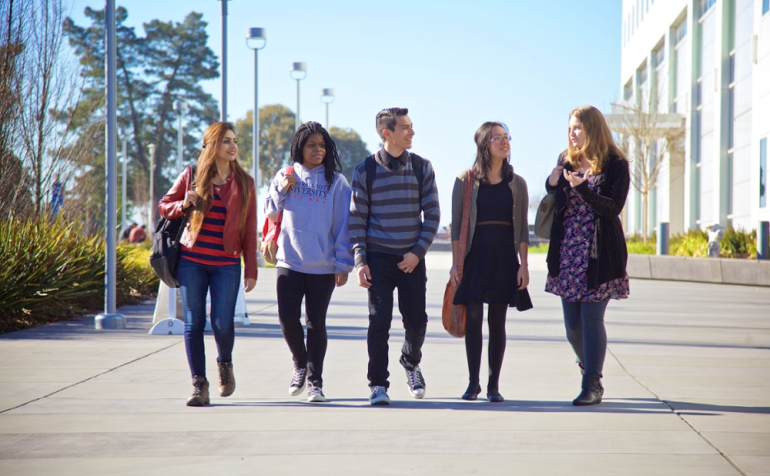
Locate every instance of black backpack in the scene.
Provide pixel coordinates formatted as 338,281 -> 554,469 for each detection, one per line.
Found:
150,166 -> 196,288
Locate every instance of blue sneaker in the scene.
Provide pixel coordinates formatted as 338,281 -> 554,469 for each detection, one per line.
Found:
369,386 -> 390,405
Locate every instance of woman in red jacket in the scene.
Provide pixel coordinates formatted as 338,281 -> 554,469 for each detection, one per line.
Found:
159,122 -> 257,407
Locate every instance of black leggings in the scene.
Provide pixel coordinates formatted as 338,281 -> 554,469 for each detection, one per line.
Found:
276,268 -> 336,387
464,300 -> 508,391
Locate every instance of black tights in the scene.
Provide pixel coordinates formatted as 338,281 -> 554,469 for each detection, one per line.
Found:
464,300 -> 508,391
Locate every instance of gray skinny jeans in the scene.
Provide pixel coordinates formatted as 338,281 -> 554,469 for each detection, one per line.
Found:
561,299 -> 609,389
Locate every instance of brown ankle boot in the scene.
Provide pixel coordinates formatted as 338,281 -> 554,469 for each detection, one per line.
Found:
187,376 -> 210,406
217,361 -> 236,397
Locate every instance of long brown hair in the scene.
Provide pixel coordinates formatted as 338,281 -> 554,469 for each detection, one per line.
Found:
472,121 -> 513,185
565,105 -> 627,174
188,122 -> 252,237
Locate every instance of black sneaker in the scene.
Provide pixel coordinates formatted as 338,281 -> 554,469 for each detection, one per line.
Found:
405,365 -> 426,399
369,386 -> 390,405
307,383 -> 326,403
289,367 -> 306,396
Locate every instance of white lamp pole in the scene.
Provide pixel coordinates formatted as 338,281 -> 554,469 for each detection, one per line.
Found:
120,128 -> 128,229
246,28 -> 267,267
290,62 -> 307,132
147,143 -> 155,226
173,100 -> 188,175
320,88 -> 335,130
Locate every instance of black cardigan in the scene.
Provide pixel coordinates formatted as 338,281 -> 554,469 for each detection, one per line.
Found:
545,154 -> 630,290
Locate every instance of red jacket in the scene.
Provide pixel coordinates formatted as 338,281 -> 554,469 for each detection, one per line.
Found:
158,165 -> 258,280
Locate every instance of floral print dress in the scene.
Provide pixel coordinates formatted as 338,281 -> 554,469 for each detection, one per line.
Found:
545,175 -> 629,302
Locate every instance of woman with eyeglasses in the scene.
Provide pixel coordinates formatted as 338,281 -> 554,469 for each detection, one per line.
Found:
544,105 -> 630,406
450,121 -> 530,403
264,121 -> 354,403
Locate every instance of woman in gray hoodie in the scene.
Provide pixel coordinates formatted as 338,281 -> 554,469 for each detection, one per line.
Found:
264,121 -> 354,403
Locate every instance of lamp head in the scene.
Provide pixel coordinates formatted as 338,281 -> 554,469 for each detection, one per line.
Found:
320,88 -> 335,104
290,62 -> 307,80
173,100 -> 188,111
246,27 -> 266,50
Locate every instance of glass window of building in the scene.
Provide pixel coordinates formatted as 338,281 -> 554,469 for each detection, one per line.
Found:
698,0 -> 716,18
673,18 -> 687,45
624,79 -> 633,101
764,0 -> 769,15
653,42 -> 665,68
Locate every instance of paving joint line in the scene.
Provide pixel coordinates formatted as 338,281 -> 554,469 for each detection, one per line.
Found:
607,346 -> 748,476
0,340 -> 182,415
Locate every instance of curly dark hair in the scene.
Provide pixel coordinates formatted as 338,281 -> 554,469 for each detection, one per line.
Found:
289,121 -> 342,186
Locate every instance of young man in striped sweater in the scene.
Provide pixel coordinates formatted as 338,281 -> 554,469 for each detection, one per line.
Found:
349,107 -> 441,405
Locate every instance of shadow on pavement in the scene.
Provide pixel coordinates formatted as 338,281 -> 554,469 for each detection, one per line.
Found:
207,397 -> 712,414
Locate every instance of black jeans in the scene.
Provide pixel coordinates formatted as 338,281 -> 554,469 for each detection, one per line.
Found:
561,299 -> 609,388
366,252 -> 428,389
276,267 -> 336,387
464,301 -> 508,391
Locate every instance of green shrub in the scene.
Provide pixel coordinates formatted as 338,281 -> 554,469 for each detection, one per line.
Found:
0,216 -> 158,333
720,227 -> 756,258
624,227 -> 756,259
529,243 -> 549,254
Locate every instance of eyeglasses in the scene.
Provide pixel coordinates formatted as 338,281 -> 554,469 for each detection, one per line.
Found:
490,135 -> 511,143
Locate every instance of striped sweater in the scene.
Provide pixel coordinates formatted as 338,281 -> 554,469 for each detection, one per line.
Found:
349,148 -> 440,267
180,192 -> 241,266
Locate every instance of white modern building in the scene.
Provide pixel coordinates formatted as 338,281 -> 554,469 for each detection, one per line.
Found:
620,0 -> 770,235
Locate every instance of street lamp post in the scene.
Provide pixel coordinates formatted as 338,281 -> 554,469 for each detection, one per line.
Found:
95,0 -> 125,330
320,88 -> 335,130
290,62 -> 307,132
246,27 -> 267,267
147,143 -> 155,227
219,0 -> 229,122
173,100 -> 188,175
120,128 -> 128,229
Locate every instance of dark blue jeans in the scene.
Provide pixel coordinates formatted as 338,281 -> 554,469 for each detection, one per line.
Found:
561,299 -> 609,388
177,258 -> 241,378
366,252 -> 428,389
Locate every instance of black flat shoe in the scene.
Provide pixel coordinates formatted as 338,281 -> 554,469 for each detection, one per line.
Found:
486,389 -> 504,403
461,384 -> 482,401
572,384 -> 604,406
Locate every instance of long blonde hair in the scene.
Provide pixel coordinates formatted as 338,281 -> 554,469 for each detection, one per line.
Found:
564,105 -> 627,174
188,122 -> 252,237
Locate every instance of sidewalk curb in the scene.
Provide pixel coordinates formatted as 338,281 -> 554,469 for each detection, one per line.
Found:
627,254 -> 770,287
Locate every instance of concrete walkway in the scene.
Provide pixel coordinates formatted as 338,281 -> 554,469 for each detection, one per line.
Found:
1,251 -> 768,475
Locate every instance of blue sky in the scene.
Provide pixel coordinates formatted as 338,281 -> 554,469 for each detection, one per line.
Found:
67,0 -> 622,226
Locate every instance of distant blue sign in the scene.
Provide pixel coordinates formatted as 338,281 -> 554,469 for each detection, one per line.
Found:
51,182 -> 63,215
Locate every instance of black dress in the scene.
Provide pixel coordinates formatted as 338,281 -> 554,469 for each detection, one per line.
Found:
453,178 -> 519,307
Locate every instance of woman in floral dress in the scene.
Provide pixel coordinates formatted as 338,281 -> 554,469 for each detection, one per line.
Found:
545,105 -> 630,406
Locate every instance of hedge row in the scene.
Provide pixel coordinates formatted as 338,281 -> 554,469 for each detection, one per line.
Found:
0,216 -> 159,334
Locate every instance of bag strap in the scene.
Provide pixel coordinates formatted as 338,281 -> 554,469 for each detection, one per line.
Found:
173,165 -> 197,242
458,170 -> 473,258
410,153 -> 424,207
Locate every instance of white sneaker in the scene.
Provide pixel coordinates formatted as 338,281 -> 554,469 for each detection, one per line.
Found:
369,386 -> 390,405
307,383 -> 326,403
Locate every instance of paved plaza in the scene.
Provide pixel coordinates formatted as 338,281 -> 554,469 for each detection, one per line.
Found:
1,251 -> 769,475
